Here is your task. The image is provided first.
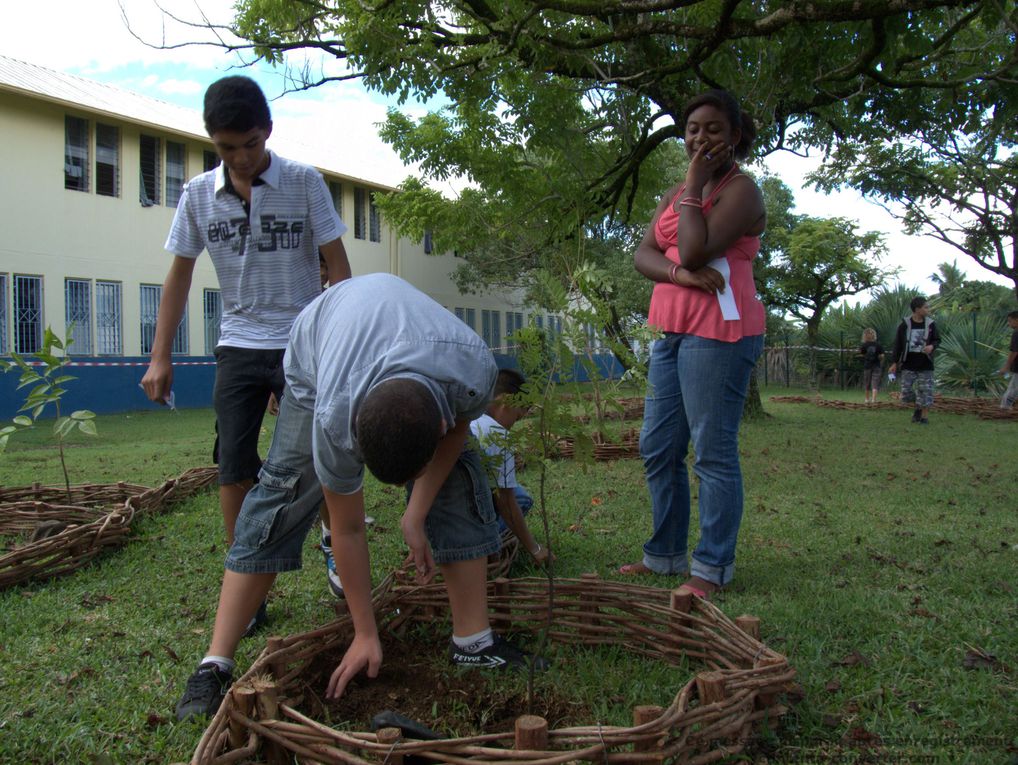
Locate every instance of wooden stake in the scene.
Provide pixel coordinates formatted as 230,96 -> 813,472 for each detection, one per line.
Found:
754,656 -> 785,710
267,636 -> 286,680
734,615 -> 761,640
253,679 -> 290,763
632,704 -> 665,760
695,671 -> 726,705
376,726 -> 403,765
514,715 -> 548,751
228,685 -> 256,750
669,588 -> 693,614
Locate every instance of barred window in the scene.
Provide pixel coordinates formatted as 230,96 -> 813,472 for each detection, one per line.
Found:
203,150 -> 220,172
354,187 -> 366,240
464,308 -> 476,332
64,115 -> 89,192
369,192 -> 381,243
14,275 -> 43,354
454,307 -> 465,322
329,181 -> 343,218
491,311 -> 501,351
139,134 -> 161,206
140,284 -> 187,354
0,273 -> 8,355
423,230 -> 433,255
482,310 -> 493,347
95,281 -> 122,355
203,289 -> 222,354
95,123 -> 120,197
165,141 -> 186,207
64,278 -> 92,355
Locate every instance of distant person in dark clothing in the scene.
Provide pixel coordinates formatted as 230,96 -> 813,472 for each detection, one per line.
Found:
858,328 -> 885,404
889,296 -> 940,425
998,310 -> 1018,409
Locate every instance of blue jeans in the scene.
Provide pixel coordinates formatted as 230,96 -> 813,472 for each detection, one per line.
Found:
639,333 -> 763,586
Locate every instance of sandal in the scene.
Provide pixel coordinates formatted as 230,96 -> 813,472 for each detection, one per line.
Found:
618,562 -> 655,576
676,577 -> 721,600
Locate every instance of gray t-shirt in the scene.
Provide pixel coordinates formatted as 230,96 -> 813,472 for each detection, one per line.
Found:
285,273 -> 497,494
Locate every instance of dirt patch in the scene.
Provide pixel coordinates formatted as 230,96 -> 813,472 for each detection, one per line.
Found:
293,629 -> 592,738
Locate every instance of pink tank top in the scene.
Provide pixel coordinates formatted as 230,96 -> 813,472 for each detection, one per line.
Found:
647,168 -> 766,342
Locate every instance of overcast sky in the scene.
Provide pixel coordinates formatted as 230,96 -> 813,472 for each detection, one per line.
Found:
4,0 -> 1007,299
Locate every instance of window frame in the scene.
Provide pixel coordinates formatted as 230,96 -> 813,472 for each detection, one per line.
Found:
203,288 -> 222,355
165,140 -> 186,208
13,274 -> 43,355
95,280 -> 123,356
95,123 -> 120,198
64,115 -> 89,192
64,278 -> 93,355
139,134 -> 162,206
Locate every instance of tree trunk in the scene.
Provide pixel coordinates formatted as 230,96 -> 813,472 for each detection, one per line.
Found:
743,369 -> 766,420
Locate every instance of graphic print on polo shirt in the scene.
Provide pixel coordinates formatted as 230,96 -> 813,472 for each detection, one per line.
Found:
207,215 -> 305,256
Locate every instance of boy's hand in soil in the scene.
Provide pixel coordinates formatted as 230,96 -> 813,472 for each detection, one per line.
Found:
326,632 -> 383,700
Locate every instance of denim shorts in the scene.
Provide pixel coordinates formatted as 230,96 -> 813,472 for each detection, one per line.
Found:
212,346 -> 286,485
409,448 -> 501,564
226,389 -> 500,573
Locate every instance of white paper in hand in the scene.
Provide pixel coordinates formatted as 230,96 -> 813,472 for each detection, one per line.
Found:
705,257 -> 740,321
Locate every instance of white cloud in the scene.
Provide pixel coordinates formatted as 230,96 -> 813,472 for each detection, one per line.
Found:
157,78 -> 204,95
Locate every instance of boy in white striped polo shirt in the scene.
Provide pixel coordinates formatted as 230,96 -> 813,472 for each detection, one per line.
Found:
141,78 -> 351,636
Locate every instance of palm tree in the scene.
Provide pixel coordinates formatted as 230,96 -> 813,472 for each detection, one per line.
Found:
930,261 -> 966,299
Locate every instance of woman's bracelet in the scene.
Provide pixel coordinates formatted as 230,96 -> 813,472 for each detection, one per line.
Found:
679,197 -> 702,209
668,263 -> 681,285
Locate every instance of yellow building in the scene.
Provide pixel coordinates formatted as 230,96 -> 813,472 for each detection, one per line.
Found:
0,56 -> 546,415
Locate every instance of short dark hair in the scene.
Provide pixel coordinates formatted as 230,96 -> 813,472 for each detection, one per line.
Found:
356,378 -> 441,485
910,296 -> 928,312
203,76 -> 271,135
682,89 -> 757,160
493,368 -> 526,398
1007,310 -> 1018,320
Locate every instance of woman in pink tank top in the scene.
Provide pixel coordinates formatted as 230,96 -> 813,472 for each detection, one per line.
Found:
620,90 -> 766,599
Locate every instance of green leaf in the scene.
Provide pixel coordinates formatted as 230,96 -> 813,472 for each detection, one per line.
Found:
51,375 -> 78,386
76,419 -> 98,436
70,410 -> 96,421
1,425 -> 17,436
0,434 -> 8,451
13,415 -> 33,427
54,417 -> 76,438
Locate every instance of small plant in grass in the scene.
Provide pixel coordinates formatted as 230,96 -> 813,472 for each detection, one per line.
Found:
1,326 -> 97,501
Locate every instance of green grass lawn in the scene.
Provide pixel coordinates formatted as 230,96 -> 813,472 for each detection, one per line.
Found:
1,389 -> 1015,763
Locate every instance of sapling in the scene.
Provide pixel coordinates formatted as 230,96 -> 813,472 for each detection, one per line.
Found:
1,327 -> 97,502
503,264 -> 656,709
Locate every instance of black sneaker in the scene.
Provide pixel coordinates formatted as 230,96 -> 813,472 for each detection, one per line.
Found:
911,409 -> 922,423
919,417 -> 929,425
242,600 -> 269,638
175,663 -> 232,720
449,633 -> 550,671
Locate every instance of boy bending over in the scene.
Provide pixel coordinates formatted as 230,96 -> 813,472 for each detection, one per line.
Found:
175,274 -> 547,720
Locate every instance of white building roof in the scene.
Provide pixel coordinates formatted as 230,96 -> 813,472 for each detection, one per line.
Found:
0,54 -> 399,192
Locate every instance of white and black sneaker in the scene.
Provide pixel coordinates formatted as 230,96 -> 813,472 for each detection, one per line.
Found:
175,662 -> 232,720
448,633 -> 550,671
320,533 -> 345,599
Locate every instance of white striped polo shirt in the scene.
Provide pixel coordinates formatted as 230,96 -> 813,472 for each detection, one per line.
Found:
165,150 -> 347,349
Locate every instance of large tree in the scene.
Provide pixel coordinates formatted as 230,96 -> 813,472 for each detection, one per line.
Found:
767,217 -> 893,387
137,0 -> 1016,374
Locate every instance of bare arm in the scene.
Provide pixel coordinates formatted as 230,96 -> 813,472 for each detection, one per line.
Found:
140,256 -> 196,403
494,488 -> 548,564
675,144 -> 766,271
324,487 -> 382,699
401,419 -> 472,580
633,187 -> 724,294
1000,350 -> 1018,375
320,237 -> 352,286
